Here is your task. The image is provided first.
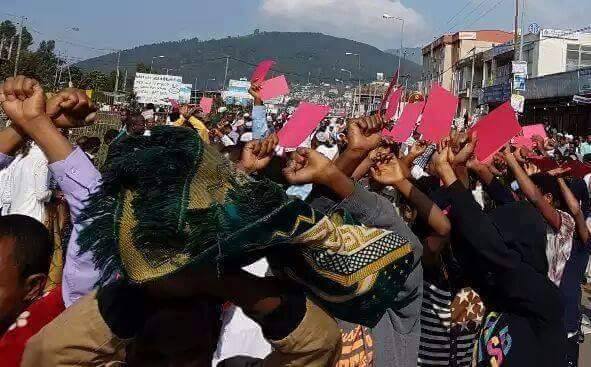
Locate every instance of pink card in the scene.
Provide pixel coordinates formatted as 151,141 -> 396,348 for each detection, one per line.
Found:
378,70 -> 399,116
417,84 -> 458,142
199,97 -> 213,114
251,60 -> 275,82
522,124 -> 547,140
512,135 -> 534,149
277,102 -> 331,148
260,75 -> 290,100
384,102 -> 425,143
384,88 -> 402,121
469,101 -> 521,162
168,99 -> 179,108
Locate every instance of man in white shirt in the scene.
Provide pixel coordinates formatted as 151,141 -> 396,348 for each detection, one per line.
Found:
5,143 -> 52,223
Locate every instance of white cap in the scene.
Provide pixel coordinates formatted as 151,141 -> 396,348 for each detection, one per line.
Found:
315,131 -> 329,143
245,120 -> 253,128
266,116 -> 273,122
218,106 -> 227,113
240,132 -> 254,142
243,113 -> 250,118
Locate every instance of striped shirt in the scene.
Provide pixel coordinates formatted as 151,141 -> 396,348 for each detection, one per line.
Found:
418,282 -> 485,367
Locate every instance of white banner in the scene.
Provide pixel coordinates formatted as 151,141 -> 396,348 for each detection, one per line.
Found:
133,73 -> 183,105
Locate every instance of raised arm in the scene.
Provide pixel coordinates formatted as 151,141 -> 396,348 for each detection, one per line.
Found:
556,176 -> 590,243
333,116 -> 383,177
0,125 -> 25,159
249,82 -> 269,139
503,148 -> 562,231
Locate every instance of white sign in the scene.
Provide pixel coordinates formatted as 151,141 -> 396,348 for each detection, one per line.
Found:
459,32 -> 477,40
513,73 -> 526,92
222,79 -> 253,106
133,73 -> 182,105
376,72 -> 384,81
511,94 -> 525,113
541,29 -> 580,40
512,61 -> 528,75
179,83 -> 192,104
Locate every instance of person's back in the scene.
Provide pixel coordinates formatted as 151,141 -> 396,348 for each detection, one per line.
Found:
8,144 -> 51,223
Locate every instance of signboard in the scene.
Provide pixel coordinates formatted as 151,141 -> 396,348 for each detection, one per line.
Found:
528,23 -> 540,35
222,79 -> 253,106
511,94 -> 525,112
133,72 -> 182,105
513,73 -> 526,91
541,29 -> 580,40
376,72 -> 384,81
459,32 -> 477,40
512,61 -> 528,75
179,83 -> 192,104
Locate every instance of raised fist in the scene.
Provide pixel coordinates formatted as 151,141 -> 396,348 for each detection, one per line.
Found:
0,76 -> 46,127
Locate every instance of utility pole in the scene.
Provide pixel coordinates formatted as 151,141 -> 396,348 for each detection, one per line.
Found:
123,69 -> 128,92
518,0 -> 526,61
514,0 -> 519,53
13,16 -> 25,76
468,47 -> 477,116
114,50 -> 121,93
223,56 -> 229,90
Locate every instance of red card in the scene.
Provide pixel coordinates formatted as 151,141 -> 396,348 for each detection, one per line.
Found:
563,160 -> 591,178
522,124 -> 547,140
378,70 -> 399,116
251,60 -> 275,82
384,88 -> 402,121
384,102 -> 425,143
260,75 -> 290,100
199,97 -> 213,114
417,84 -> 458,142
277,102 -> 330,148
531,157 -> 559,172
470,101 -> 521,162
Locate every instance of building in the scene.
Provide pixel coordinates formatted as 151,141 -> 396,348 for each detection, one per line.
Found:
422,30 -> 514,93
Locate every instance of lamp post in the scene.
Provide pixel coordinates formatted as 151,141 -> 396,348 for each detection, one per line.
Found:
150,55 -> 165,74
345,52 -> 362,117
382,14 -> 405,84
341,69 -> 355,116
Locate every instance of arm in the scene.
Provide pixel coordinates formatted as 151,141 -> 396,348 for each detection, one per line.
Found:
395,179 -> 450,237
333,116 -> 382,177
504,152 -> 561,231
558,177 -> 589,243
469,162 -> 516,205
0,125 -> 25,157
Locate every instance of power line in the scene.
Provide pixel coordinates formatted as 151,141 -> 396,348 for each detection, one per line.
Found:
465,0 -> 509,28
445,0 -> 476,25
445,0 -> 489,33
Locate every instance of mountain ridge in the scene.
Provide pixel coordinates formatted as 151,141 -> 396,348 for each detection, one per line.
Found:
76,31 -> 421,89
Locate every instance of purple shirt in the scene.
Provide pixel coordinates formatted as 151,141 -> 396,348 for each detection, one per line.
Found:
0,152 -> 14,169
49,147 -> 102,307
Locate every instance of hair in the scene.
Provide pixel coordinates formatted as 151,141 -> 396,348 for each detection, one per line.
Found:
0,215 -> 52,280
529,173 -> 563,208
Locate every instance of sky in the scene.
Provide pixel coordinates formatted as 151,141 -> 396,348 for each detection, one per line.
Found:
2,0 -> 590,61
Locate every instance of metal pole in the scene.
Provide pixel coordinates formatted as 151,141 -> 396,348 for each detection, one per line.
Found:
514,0 -> 519,56
468,47 -> 476,116
518,0 -> 526,61
150,58 -> 154,74
223,56 -> 229,90
114,51 -> 121,93
357,54 -> 362,116
123,69 -> 128,92
13,16 -> 25,76
397,19 -> 404,84
54,50 -> 60,90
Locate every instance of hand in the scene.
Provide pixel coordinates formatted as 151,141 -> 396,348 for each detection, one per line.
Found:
248,82 -> 263,105
432,137 -> 457,185
46,88 -> 97,128
0,76 -> 46,127
547,166 -> 571,177
238,133 -> 278,174
346,115 -> 383,153
408,140 -> 428,160
453,131 -> 478,166
283,147 -> 334,186
370,156 -> 409,186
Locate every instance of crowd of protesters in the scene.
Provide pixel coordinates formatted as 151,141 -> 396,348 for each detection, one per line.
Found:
0,74 -> 590,367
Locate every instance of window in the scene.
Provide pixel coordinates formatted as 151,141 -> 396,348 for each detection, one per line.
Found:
566,44 -> 591,71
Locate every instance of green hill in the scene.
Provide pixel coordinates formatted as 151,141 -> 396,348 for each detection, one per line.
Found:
76,31 -> 421,90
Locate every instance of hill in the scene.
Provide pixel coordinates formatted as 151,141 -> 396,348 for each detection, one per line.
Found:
76,31 -> 421,90
384,47 -> 423,65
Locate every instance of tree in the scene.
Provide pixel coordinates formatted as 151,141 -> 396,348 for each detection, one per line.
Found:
0,20 -> 16,39
136,62 -> 150,73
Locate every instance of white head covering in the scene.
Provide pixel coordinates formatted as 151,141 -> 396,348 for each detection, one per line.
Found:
240,132 -> 254,142
315,131 -> 329,143
218,107 -> 227,113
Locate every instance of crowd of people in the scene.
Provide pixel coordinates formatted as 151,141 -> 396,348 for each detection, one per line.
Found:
0,74 -> 590,367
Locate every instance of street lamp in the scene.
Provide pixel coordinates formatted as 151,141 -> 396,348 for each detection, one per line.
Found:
340,68 -> 353,80
341,69 -> 356,116
382,13 -> 405,84
150,55 -> 165,74
345,52 -> 362,119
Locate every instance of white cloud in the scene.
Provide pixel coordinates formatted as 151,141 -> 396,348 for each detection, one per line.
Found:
259,0 -> 430,49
